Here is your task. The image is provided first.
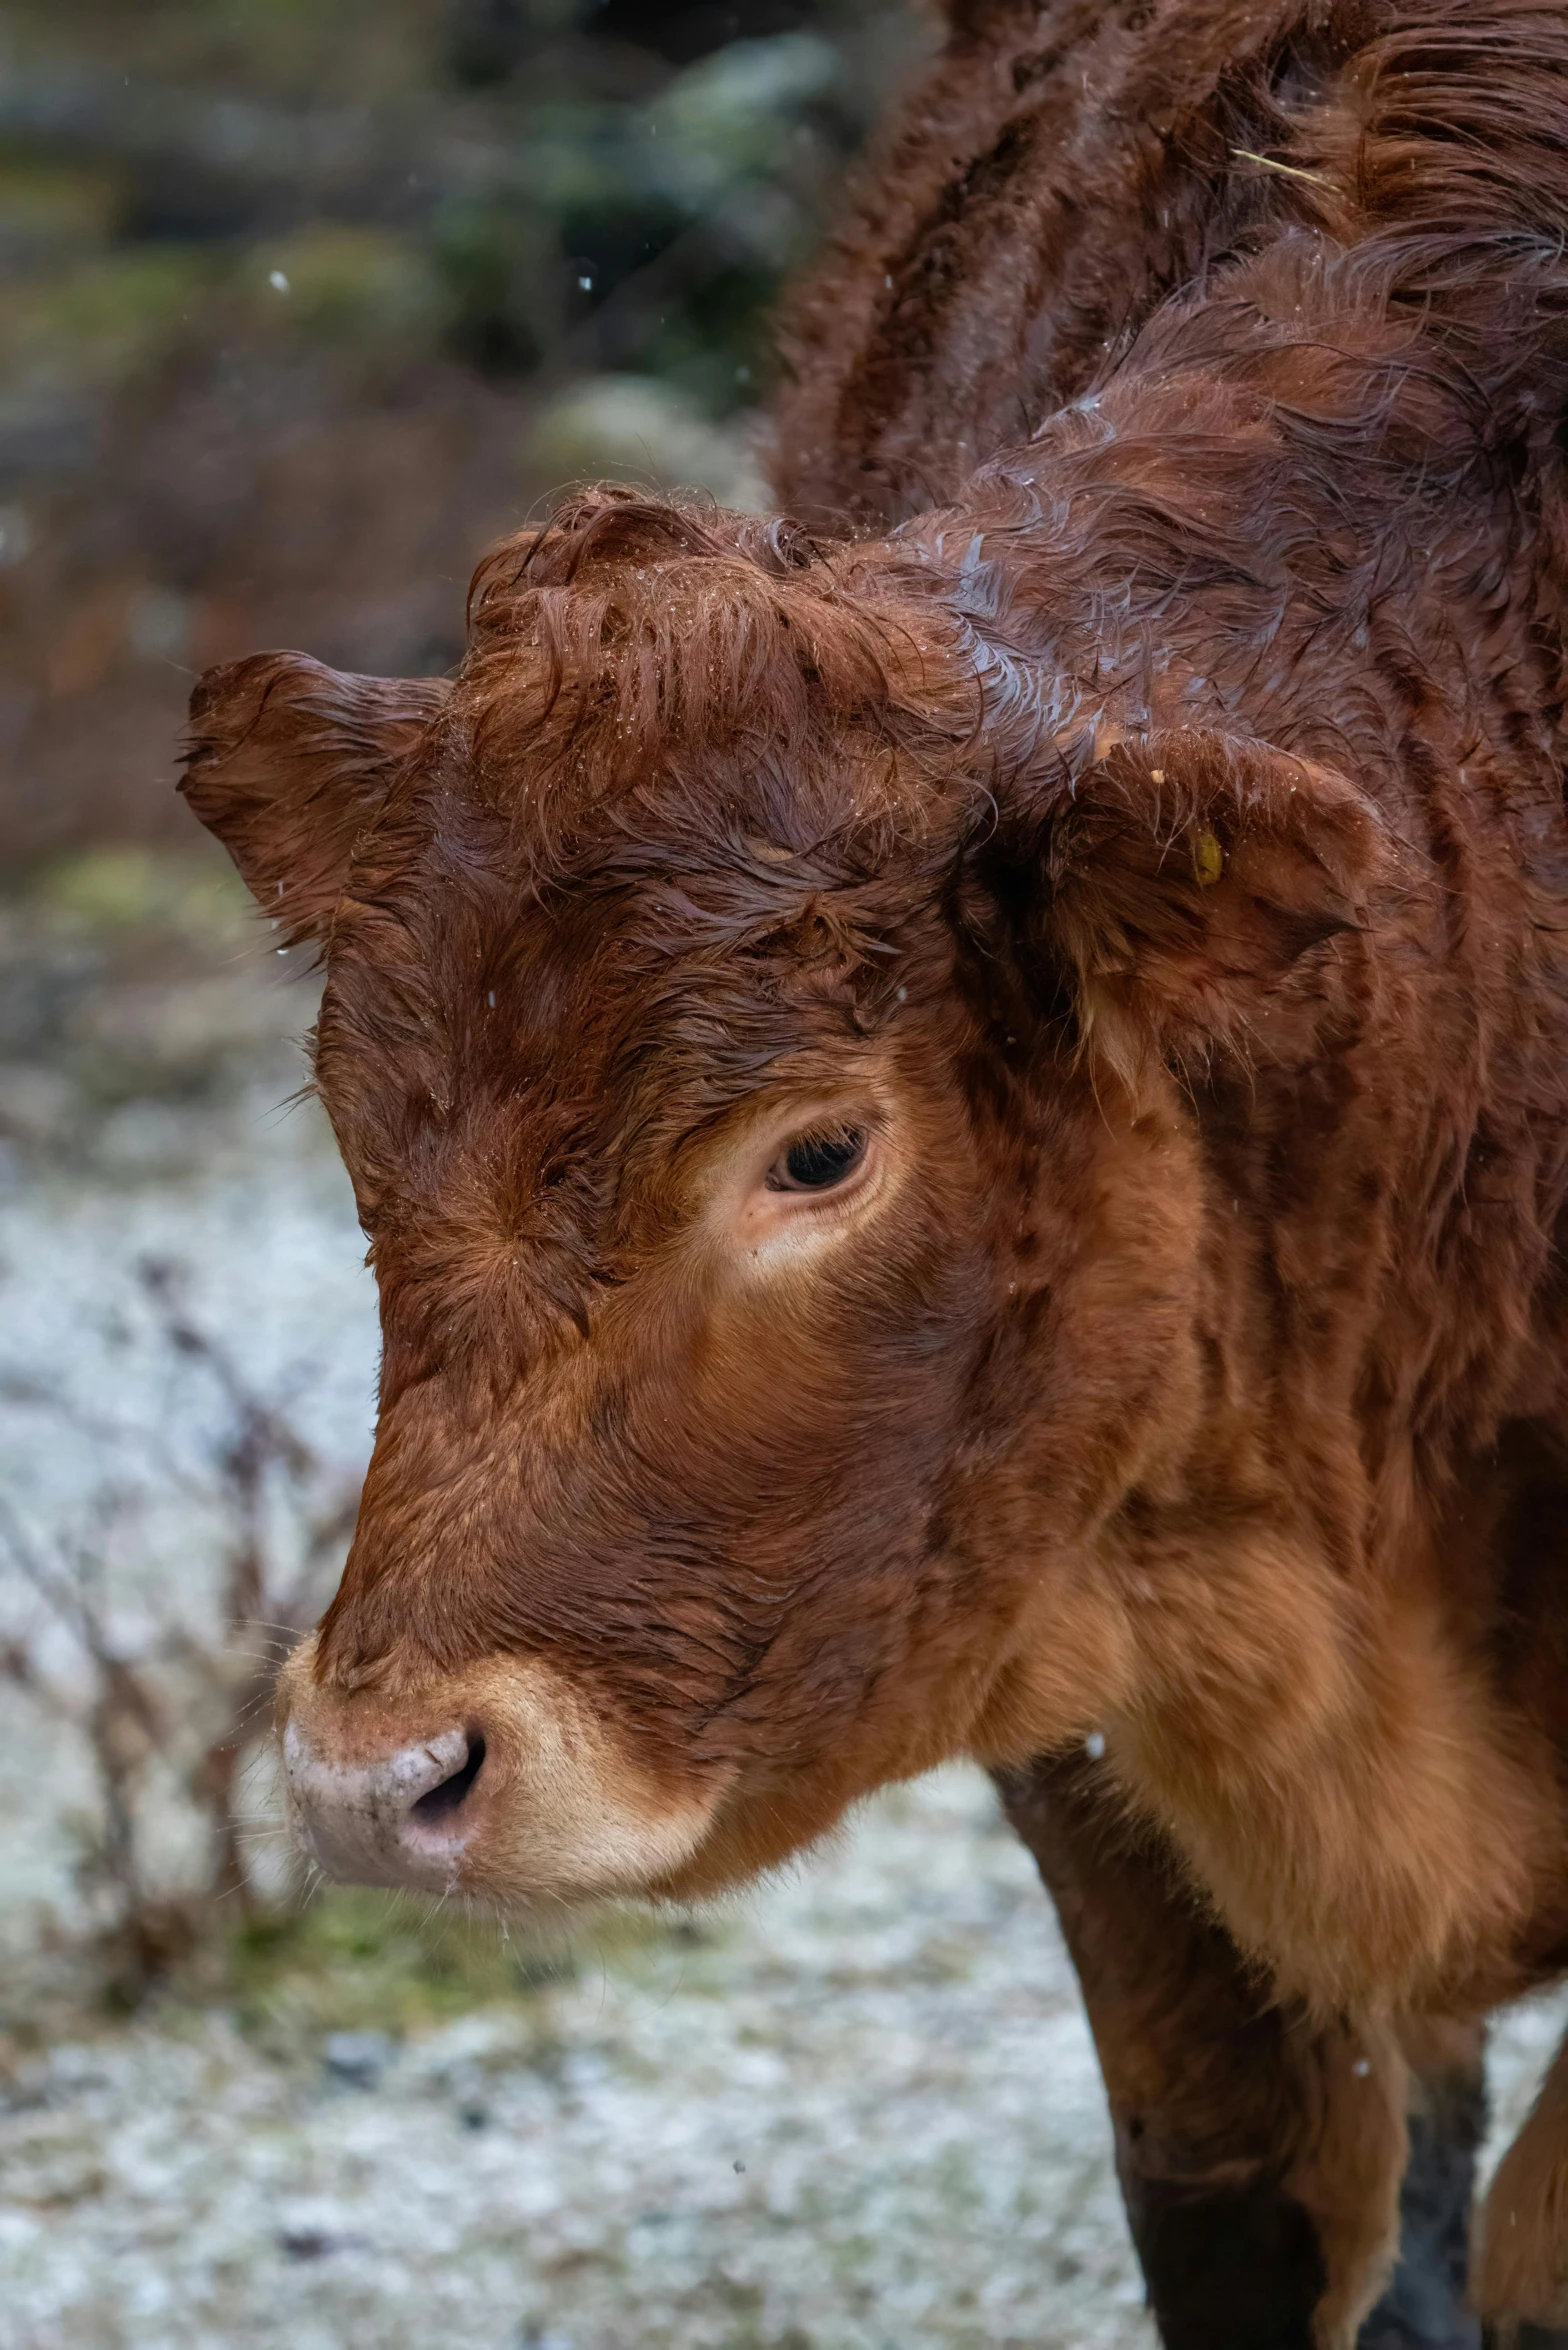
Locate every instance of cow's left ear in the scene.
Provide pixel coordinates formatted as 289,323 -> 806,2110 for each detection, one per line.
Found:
1028,730 -> 1390,1071
180,652 -> 450,946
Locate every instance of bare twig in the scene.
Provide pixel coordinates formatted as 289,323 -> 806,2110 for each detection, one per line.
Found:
0,1258 -> 362,1991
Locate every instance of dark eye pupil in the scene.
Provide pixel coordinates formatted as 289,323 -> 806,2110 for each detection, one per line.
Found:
781,1130 -> 865,1188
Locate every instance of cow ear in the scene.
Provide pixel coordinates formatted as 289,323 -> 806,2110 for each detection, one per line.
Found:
180,652 -> 450,946
1032,731 -> 1389,1075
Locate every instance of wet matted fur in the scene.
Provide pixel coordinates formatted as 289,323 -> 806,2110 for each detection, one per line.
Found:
183,3 -> 1568,2342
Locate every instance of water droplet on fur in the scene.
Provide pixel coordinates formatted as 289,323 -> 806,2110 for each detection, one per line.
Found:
1084,1731 -> 1106,1761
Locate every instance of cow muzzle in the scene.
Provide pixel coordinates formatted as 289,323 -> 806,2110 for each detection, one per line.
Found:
282,1714 -> 486,1892
275,1637 -> 727,1909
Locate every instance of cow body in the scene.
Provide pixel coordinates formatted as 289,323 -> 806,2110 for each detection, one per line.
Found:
182,3 -> 1568,2341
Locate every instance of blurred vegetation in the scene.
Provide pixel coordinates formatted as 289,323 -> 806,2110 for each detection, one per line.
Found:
0,0 -> 927,2020
3,1876 -> 705,2042
0,4 -> 936,2015
0,1221 -> 715,2029
226,1890 -> 578,2040
0,0 -> 929,862
222,1885 -> 706,2045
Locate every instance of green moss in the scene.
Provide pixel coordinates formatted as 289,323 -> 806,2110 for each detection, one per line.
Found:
167,0 -> 431,98
3,0 -> 435,105
34,846 -> 253,946
223,1885 -> 681,2041
1,246 -> 216,388
243,226 -> 445,356
226,1891 -> 537,2035
0,156 -> 121,255
0,223 -> 439,395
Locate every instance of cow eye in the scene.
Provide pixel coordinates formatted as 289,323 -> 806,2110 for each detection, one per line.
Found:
766,1127 -> 868,1193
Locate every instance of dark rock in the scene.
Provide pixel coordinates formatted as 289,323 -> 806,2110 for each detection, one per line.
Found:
321,2029 -> 395,2088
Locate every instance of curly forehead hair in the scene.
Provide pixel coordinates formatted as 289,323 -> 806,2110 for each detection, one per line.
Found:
451,488 -> 982,877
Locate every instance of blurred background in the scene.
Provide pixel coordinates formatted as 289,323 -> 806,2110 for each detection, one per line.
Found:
0,0 -> 931,864
0,8 -> 1561,2347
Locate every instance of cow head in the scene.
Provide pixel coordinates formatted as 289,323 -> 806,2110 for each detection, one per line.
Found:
182,490 -> 1382,1920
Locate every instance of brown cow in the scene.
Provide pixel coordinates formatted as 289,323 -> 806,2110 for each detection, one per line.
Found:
181,2 -> 1568,2343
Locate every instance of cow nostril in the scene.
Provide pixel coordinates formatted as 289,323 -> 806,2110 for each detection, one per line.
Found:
410,1732 -> 486,1823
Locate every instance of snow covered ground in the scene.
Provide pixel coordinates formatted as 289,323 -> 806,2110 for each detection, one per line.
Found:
2,1769 -> 1159,2350
2,1760 -> 1564,2350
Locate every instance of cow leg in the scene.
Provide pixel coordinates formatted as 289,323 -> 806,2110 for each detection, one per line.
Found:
1477,2030 -> 1568,2340
1361,2017 -> 1486,2350
996,1755 -> 1413,2350
1346,2019 -> 1568,2350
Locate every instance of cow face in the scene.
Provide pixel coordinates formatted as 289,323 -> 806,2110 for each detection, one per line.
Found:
182,495 -> 1381,1921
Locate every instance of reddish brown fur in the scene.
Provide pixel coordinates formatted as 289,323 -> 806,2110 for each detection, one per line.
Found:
183,1 -> 1568,2335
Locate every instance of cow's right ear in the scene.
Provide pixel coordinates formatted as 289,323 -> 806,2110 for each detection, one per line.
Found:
180,652 -> 450,946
